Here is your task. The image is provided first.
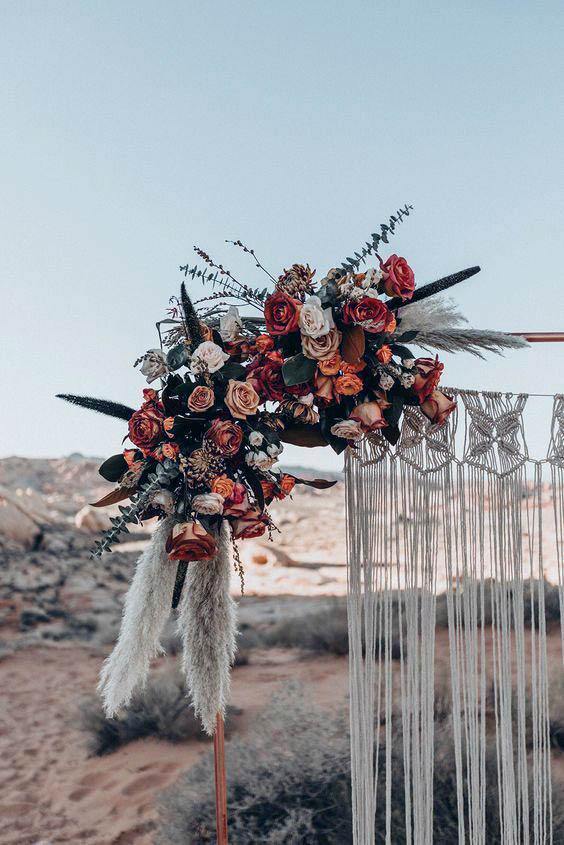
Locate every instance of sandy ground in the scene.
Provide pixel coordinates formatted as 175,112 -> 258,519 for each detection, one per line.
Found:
0,644 -> 349,845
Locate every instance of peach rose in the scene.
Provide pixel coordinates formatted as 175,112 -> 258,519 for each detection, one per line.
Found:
224,379 -> 260,420
350,401 -> 388,432
206,418 -> 243,456
211,474 -> 235,499
421,391 -> 456,426
232,508 -> 269,539
341,359 -> 366,374
318,353 -> 342,376
330,419 -> 364,441
302,327 -> 342,361
163,417 -> 175,437
166,521 -> 217,561
334,374 -> 363,396
376,345 -> 392,364
188,385 -> 215,413
413,357 -> 444,403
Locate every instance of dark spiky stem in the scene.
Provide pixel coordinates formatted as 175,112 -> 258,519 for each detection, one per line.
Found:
180,282 -> 204,349
56,394 -> 135,421
388,266 -> 481,310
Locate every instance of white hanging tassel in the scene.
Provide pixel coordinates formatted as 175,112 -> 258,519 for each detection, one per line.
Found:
177,519 -> 237,735
98,516 -> 177,716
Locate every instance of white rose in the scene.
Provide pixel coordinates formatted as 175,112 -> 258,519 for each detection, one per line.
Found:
219,305 -> 243,342
330,420 -> 364,441
267,443 -> 283,457
299,295 -> 335,338
246,450 -> 276,470
249,431 -> 263,447
379,374 -> 395,390
401,373 -> 415,388
364,287 -> 381,299
362,267 -> 383,289
403,358 -> 416,369
190,341 -> 230,374
151,489 -> 175,513
298,392 -> 314,406
192,493 -> 224,515
139,349 -> 168,383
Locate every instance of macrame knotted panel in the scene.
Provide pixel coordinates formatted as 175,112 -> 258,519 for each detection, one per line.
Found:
346,390 -> 564,845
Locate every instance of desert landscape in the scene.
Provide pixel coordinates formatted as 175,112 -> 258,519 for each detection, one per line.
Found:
1,456 -> 564,844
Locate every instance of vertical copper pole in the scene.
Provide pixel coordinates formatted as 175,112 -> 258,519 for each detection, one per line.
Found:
214,712 -> 228,844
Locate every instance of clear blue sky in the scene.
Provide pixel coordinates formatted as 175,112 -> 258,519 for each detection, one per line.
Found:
2,1 -> 563,470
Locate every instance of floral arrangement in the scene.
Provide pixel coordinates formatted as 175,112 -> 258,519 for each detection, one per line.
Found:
59,205 -> 525,588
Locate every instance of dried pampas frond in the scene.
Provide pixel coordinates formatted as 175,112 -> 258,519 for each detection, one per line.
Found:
413,328 -> 529,358
177,520 -> 237,735
397,296 -> 468,335
56,394 -> 135,421
98,517 -> 176,716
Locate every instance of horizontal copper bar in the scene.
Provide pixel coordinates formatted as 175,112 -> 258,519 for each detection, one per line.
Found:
510,332 -> 564,343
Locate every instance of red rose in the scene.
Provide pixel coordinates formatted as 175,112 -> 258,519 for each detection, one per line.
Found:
128,405 -> 164,450
421,391 -> 456,426
264,290 -> 301,335
205,418 -> 243,456
223,482 -> 249,517
232,508 -> 269,539
380,254 -> 415,300
413,357 -> 444,403
166,521 -> 218,561
254,333 -> 275,353
342,296 -> 391,333
247,356 -> 286,402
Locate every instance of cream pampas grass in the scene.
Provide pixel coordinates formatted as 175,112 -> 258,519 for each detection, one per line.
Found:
177,519 -> 237,735
98,516 -> 177,716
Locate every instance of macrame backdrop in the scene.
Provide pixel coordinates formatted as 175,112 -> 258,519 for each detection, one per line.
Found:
345,390 -> 564,844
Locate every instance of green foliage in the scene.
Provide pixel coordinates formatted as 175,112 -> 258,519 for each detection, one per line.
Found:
340,204 -> 413,273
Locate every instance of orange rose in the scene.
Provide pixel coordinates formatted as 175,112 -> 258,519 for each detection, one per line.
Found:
254,333 -> 275,353
421,391 -> 456,426
206,419 -> 244,456
334,374 -> 363,396
376,345 -> 392,364
385,313 -> 397,334
413,357 -> 444,403
188,386 -> 215,413
166,521 -> 218,561
163,417 -> 175,437
275,474 -> 296,499
314,372 -> 336,403
260,479 -> 276,502
232,508 -> 269,539
318,353 -> 342,376
224,379 -> 260,420
162,442 -> 179,460
223,340 -> 253,361
350,401 -> 388,432
211,474 -> 235,499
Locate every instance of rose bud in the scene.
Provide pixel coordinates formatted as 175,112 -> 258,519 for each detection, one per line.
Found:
232,508 -> 269,539
421,391 -> 457,426
166,521 -> 218,561
413,357 -> 444,403
349,401 -> 388,432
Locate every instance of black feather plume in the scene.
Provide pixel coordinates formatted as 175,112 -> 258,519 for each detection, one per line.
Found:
180,282 -> 203,349
56,394 -> 135,421
387,266 -> 481,310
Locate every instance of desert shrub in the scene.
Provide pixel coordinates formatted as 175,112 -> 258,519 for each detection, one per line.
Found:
156,683 -> 352,844
79,669 -> 239,755
156,683 -> 564,844
265,600 -> 350,655
434,579 -> 560,630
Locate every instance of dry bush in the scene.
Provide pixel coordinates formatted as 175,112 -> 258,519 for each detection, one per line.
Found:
156,682 -> 564,844
79,669 -> 239,755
